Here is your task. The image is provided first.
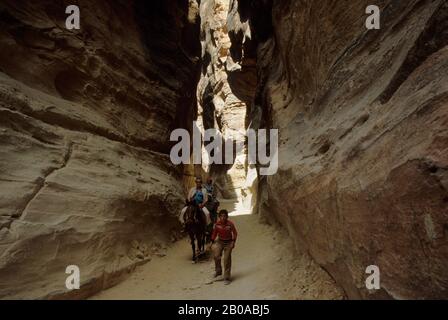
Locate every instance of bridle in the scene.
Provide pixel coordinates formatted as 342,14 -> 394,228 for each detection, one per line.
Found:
185,203 -> 201,224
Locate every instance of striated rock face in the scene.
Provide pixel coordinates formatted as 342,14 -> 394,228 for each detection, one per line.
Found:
0,0 -> 200,298
1,0 -> 446,301
229,0 -> 448,299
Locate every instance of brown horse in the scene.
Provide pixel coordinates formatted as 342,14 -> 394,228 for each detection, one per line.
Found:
183,202 -> 207,262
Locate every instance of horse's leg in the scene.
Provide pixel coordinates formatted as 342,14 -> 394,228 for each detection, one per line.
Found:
195,231 -> 201,255
190,232 -> 196,262
196,232 -> 201,254
199,229 -> 205,253
204,224 -> 209,244
207,224 -> 212,243
195,231 -> 200,254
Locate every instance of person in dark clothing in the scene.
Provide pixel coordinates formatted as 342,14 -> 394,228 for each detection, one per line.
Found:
204,177 -> 218,226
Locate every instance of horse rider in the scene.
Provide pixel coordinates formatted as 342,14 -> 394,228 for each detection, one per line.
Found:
204,177 -> 218,224
180,177 -> 211,225
204,177 -> 215,199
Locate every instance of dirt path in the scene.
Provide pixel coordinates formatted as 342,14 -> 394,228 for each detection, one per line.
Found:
92,200 -> 344,300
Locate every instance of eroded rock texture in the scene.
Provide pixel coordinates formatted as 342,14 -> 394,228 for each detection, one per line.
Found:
195,0 -> 258,212
0,0 -> 200,299
1,0 -> 447,301
229,0 -> 448,299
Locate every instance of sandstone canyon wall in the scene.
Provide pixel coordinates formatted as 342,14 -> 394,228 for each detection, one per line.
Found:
226,0 -> 448,299
1,0 -> 447,301
196,0 -> 258,212
0,0 -> 200,299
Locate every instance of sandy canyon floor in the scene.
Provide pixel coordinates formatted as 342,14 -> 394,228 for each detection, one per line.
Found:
92,200 -> 344,300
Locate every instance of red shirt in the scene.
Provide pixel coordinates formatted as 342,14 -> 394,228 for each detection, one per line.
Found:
211,220 -> 238,242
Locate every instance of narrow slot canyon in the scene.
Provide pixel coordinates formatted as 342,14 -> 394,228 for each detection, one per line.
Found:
0,0 -> 447,300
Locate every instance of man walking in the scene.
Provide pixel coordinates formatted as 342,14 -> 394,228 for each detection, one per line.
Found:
210,209 -> 238,285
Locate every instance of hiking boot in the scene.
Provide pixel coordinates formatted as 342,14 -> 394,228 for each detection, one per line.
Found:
214,274 -> 224,281
205,273 -> 222,285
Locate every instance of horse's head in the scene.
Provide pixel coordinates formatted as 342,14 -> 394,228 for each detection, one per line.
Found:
184,203 -> 199,225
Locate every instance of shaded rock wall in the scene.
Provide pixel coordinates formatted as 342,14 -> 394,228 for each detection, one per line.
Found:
229,0 -> 448,299
0,0 -> 200,299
